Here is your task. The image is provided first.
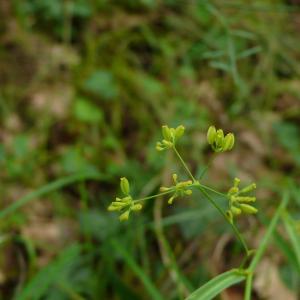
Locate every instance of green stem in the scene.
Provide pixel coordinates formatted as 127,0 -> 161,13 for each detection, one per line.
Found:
172,146 -> 226,198
133,182 -> 226,205
197,185 -> 249,255
133,191 -> 174,203
172,146 -> 249,255
198,183 -> 227,198
244,273 -> 253,300
173,146 -> 197,182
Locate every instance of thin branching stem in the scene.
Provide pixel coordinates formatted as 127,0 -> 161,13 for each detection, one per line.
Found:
197,185 -> 249,255
133,191 -> 174,203
173,146 -> 249,255
173,146 -> 197,182
198,184 -> 227,198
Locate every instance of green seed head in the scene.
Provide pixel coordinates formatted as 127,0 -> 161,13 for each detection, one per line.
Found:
215,129 -> 224,148
119,210 -> 130,221
121,196 -> 132,203
168,196 -> 175,205
131,204 -> 143,211
240,204 -> 258,214
207,126 -> 217,145
162,140 -> 173,148
184,189 -> 192,195
175,125 -> 185,140
240,183 -> 256,194
160,186 -> 170,192
111,202 -> 128,208
223,133 -> 235,151
228,187 -> 239,196
172,173 -> 178,184
234,177 -> 241,188
235,196 -> 256,203
162,125 -> 172,141
107,204 -> 122,211
231,206 -> 242,216
156,142 -> 164,151
120,177 -> 130,195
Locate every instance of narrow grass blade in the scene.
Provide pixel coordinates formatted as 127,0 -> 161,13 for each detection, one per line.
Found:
184,269 -> 246,300
16,244 -> 81,300
259,213 -> 300,273
249,192 -> 289,272
238,46 -> 262,59
273,229 -> 300,274
282,211 -> 300,270
154,223 -> 194,296
0,171 -> 108,220
111,239 -> 164,300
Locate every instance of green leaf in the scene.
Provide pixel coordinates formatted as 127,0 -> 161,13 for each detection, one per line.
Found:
111,239 -> 163,300
16,244 -> 81,300
272,229 -> 300,274
60,148 -> 97,173
0,171 -> 109,220
249,192 -> 290,272
73,98 -> 103,124
237,46 -> 262,59
273,122 -> 300,165
79,210 -> 120,241
84,70 -> 118,100
185,269 -> 246,300
209,61 -> 230,71
282,211 -> 300,271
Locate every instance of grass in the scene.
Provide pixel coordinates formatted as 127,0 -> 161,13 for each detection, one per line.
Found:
0,0 -> 300,299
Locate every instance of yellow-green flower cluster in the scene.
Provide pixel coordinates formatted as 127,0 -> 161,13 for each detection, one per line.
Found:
226,177 -> 257,222
160,174 -> 193,205
107,177 -> 142,221
156,125 -> 185,151
207,126 -> 235,153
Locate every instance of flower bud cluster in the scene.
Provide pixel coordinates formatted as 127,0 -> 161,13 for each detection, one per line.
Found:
160,173 -> 193,205
207,126 -> 235,153
107,177 -> 142,221
156,125 -> 185,151
226,177 -> 257,223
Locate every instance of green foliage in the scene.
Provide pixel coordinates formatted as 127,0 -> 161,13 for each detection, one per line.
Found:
274,121 -> 300,165
184,269 -> 246,300
109,124 -> 259,298
0,171 -> 107,220
111,239 -> 164,300
15,0 -> 92,39
17,244 -> 81,300
83,71 -> 119,100
73,98 -> 103,124
282,211 -> 300,271
1,0 -> 300,299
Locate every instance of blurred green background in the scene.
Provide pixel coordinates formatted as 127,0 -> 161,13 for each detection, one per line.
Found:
0,0 -> 300,299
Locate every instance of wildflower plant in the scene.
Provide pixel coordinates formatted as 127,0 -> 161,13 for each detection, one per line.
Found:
108,124 -> 262,299
108,177 -> 142,221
